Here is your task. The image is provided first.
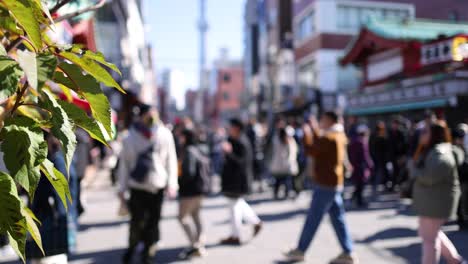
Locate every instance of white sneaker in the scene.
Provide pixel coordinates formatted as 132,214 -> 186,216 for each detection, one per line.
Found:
330,252 -> 359,264
148,241 -> 163,257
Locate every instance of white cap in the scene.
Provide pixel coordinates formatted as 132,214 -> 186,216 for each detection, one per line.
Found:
286,126 -> 295,137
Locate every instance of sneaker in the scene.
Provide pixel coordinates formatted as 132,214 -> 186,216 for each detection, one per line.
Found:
178,247 -> 206,260
330,252 -> 359,264
178,248 -> 192,260
220,237 -> 241,246
194,246 -> 207,257
284,249 -> 305,262
142,243 -> 160,264
148,242 -> 160,257
253,222 -> 263,237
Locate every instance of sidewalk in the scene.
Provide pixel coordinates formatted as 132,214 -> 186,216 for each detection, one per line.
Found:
1,169 -> 467,263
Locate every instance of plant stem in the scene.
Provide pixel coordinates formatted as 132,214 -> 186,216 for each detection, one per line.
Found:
6,38 -> 22,53
10,82 -> 29,116
20,103 -> 52,114
50,0 -> 73,14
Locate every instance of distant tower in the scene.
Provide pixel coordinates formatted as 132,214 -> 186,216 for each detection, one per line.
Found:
195,0 -> 208,122
199,0 -> 208,75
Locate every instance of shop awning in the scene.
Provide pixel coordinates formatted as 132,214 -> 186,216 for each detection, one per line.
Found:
346,98 -> 448,116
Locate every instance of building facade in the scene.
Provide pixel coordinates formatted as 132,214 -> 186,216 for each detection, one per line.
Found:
292,0 -> 468,113
341,18 -> 468,124
294,0 -> 415,110
255,0 -> 294,115
94,0 -> 157,125
214,64 -> 245,121
243,0 -> 261,116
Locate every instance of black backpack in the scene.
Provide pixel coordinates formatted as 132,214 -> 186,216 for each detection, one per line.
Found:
181,146 -> 211,194
130,145 -> 155,183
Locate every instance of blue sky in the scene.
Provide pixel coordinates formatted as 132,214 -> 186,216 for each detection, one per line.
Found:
143,0 -> 245,104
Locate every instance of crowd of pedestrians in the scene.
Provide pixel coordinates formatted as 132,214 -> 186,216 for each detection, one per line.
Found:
2,102 -> 467,264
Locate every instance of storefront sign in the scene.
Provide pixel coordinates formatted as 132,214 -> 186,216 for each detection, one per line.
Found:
347,78 -> 468,109
452,36 -> 468,61
421,36 -> 468,66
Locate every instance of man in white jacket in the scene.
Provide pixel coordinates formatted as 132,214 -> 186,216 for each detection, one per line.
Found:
117,104 -> 178,264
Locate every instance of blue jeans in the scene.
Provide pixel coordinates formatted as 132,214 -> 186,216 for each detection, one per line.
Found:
297,186 -> 354,253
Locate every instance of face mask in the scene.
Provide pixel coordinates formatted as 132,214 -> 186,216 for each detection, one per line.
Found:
146,116 -> 155,127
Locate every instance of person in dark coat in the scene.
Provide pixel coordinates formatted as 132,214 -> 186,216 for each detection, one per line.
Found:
220,118 -> 263,245
453,126 -> 468,230
348,125 -> 374,207
26,134 -> 78,263
369,121 -> 390,195
387,118 -> 409,191
177,129 -> 208,259
74,127 -> 91,216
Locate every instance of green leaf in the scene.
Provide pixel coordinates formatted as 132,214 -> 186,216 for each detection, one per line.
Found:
59,51 -> 125,93
40,159 -> 71,210
55,63 -> 113,137
41,89 -> 77,173
0,44 -> 6,56
3,0 -> 43,51
0,7 -> 24,35
0,172 -> 26,262
22,207 -> 43,256
1,117 -> 47,197
61,43 -> 84,54
35,0 -> 54,26
83,50 -> 121,75
58,100 -> 108,145
7,227 -> 26,263
0,56 -> 23,99
18,105 -> 47,125
0,172 -> 23,231
37,53 -> 57,90
17,50 -> 38,90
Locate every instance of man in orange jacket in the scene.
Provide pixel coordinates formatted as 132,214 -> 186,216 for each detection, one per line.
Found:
285,111 -> 358,264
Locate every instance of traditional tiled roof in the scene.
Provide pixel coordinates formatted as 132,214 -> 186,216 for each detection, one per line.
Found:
341,18 -> 468,65
365,18 -> 468,41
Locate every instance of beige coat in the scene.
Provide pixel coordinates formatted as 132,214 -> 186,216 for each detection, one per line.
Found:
270,136 -> 299,176
117,124 -> 178,194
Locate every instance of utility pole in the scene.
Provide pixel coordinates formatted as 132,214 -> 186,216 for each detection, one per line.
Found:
195,0 -> 208,123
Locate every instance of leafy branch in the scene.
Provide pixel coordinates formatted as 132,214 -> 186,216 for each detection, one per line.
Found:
0,0 -> 123,261
49,0 -> 74,14
54,0 -> 107,23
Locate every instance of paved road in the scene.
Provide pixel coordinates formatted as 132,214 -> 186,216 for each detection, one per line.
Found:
2,171 -> 468,264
